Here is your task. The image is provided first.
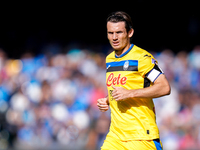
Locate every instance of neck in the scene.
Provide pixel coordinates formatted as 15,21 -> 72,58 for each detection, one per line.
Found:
115,43 -> 131,57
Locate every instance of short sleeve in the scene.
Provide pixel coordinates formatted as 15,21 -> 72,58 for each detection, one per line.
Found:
138,52 -> 164,83
138,52 -> 156,78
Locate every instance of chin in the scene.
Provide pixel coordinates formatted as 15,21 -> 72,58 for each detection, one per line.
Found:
112,45 -> 123,51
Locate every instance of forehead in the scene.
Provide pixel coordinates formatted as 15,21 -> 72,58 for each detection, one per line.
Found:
107,21 -> 126,31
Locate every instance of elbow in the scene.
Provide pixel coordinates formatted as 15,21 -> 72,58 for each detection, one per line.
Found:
164,84 -> 171,96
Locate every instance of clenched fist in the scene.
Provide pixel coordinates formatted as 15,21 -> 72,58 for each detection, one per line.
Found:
112,86 -> 132,101
97,97 -> 109,112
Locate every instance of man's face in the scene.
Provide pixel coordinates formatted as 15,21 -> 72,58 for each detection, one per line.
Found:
107,21 -> 133,51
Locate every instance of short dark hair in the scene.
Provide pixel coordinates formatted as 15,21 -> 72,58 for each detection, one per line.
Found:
107,11 -> 133,33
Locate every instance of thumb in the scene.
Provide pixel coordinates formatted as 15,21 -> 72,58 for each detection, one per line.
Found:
112,85 -> 117,89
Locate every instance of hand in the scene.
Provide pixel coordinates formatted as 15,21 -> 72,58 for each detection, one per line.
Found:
97,97 -> 109,112
112,86 -> 132,101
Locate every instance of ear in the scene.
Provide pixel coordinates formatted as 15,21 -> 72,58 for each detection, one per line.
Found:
128,28 -> 134,38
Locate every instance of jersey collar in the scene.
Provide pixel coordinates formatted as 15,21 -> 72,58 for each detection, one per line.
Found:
115,44 -> 134,58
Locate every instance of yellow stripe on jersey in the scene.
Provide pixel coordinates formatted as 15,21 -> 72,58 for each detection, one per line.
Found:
106,44 -> 160,141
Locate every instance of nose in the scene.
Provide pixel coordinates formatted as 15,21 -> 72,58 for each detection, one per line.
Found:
113,33 -> 118,41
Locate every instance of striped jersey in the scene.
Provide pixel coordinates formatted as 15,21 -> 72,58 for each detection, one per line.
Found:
106,44 -> 163,141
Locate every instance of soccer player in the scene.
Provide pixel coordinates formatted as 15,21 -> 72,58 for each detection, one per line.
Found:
97,11 -> 171,150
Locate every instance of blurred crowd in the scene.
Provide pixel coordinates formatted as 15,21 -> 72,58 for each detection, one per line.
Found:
0,44 -> 200,150
153,45 -> 200,150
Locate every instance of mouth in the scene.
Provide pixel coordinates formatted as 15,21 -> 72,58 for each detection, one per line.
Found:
112,41 -> 120,46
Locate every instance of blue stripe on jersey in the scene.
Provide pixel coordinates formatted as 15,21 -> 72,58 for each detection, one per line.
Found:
106,60 -> 138,68
153,139 -> 162,150
115,44 -> 134,58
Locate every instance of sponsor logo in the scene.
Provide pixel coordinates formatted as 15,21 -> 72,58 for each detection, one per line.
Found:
144,54 -> 151,57
106,65 -> 111,70
106,73 -> 127,87
109,90 -> 114,101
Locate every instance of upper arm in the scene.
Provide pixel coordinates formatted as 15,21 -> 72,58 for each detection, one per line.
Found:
145,63 -> 163,83
145,61 -> 171,95
153,74 -> 171,95
154,73 -> 169,85
146,64 -> 171,95
138,51 -> 171,96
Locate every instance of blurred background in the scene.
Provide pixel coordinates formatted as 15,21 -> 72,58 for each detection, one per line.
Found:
0,2 -> 200,150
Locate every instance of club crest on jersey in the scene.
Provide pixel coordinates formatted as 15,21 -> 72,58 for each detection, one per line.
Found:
123,60 -> 129,71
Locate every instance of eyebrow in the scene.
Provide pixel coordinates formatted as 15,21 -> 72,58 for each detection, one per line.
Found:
107,31 -> 123,34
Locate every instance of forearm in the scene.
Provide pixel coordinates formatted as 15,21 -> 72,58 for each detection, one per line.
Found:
130,84 -> 168,98
112,74 -> 171,101
106,95 -> 109,105
130,75 -> 171,99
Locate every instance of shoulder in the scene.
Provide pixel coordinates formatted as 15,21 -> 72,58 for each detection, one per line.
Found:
132,45 -> 154,58
106,51 -> 115,63
134,45 -> 158,77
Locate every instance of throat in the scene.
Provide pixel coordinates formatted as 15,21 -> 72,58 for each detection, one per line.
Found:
115,49 -> 123,57
115,43 -> 131,57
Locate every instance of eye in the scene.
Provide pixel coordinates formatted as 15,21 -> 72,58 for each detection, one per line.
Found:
116,31 -> 123,34
108,32 -> 113,34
